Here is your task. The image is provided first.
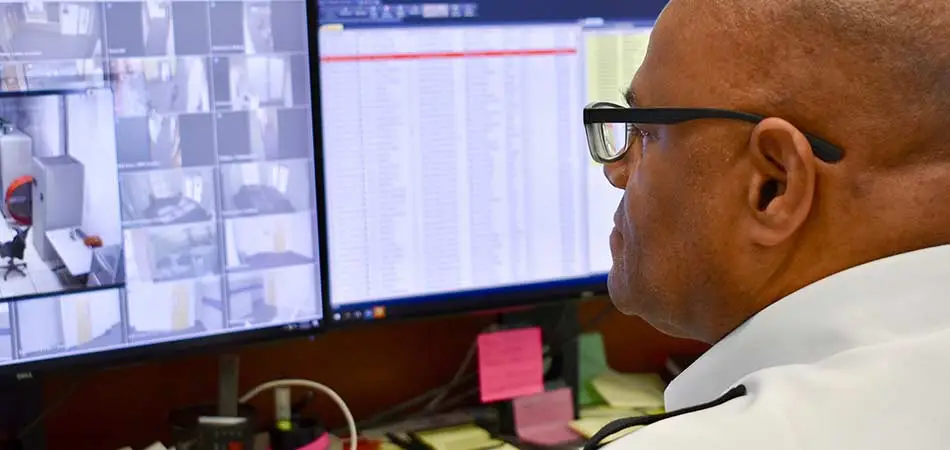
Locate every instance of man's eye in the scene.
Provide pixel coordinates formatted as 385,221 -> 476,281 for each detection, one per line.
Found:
626,124 -> 652,142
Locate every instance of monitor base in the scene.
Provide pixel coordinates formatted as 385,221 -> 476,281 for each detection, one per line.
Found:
218,353 -> 240,416
170,354 -> 256,450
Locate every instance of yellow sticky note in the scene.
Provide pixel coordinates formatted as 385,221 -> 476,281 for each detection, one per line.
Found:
569,405 -> 651,442
570,417 -> 644,443
591,371 -> 665,409
415,425 -> 500,450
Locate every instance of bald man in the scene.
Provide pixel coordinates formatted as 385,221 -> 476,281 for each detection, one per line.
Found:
582,0 -> 950,449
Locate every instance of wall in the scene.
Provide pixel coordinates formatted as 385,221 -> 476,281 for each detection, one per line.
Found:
39,298 -> 708,450
65,89 -> 123,247
18,96 -> 63,158
2,90 -> 123,246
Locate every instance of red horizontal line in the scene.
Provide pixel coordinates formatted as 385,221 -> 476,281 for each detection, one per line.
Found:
321,48 -> 577,62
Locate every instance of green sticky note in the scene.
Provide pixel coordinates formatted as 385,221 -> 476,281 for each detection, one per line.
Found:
578,332 -> 611,405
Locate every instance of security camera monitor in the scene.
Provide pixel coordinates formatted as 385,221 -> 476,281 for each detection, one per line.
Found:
0,0 -> 323,374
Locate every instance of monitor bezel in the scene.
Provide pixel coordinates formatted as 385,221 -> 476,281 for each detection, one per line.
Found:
0,0 -> 333,379
0,318 -> 325,378
326,275 -> 609,327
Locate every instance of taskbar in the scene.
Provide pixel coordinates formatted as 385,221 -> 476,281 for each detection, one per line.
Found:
330,274 -> 607,325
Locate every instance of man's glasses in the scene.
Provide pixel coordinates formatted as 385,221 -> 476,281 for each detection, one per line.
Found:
583,101 -> 844,164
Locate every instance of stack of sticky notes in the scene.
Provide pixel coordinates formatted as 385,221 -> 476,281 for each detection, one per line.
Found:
477,328 -> 583,446
578,333 -> 611,405
590,371 -> 666,410
568,403 -> 665,443
476,328 -> 670,445
414,425 -> 515,450
577,333 -> 667,409
568,371 -> 667,442
569,406 -> 646,443
570,333 -> 669,443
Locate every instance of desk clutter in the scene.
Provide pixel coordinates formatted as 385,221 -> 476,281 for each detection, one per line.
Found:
372,331 -> 667,450
105,330 -> 669,450
357,363 -> 666,450
361,330 -> 668,450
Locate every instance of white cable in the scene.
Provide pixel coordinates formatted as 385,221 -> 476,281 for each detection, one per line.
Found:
239,379 -> 358,450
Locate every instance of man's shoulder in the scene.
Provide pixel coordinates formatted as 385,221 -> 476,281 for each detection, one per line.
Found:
603,330 -> 950,450
601,383 -> 793,450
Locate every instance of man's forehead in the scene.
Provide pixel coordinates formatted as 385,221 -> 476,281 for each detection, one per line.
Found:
632,0 -> 764,109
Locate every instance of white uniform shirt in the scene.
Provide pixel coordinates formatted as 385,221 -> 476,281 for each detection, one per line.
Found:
600,244 -> 950,450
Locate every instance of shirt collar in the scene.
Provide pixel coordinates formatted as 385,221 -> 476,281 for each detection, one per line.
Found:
665,244 -> 950,411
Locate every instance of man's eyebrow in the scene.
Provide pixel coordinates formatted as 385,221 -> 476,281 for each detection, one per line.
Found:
622,87 -> 638,107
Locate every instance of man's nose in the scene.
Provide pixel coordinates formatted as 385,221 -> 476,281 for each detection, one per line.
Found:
603,160 -> 629,189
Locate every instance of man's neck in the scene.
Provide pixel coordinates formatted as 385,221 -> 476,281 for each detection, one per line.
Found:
667,243 -> 950,409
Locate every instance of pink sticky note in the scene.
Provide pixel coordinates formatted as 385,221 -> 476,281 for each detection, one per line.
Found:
299,433 -> 331,450
513,388 -> 580,445
477,327 -> 545,403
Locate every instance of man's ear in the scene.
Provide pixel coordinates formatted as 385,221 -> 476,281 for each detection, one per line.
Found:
745,117 -> 817,246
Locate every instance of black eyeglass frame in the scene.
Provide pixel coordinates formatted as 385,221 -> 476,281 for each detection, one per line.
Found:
583,101 -> 844,164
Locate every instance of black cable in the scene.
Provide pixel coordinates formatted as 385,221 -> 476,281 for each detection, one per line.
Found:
583,385 -> 748,450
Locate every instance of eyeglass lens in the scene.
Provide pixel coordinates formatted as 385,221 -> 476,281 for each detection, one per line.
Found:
596,122 -> 630,161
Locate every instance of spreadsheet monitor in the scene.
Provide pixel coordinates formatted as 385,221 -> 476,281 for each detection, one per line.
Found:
319,0 -> 664,321
0,0 -> 323,374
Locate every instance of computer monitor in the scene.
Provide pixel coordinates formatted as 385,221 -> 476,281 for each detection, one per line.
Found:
0,0 -> 324,375
318,0 -> 664,322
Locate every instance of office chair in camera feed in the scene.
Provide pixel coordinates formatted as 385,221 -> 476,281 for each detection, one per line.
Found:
0,226 -> 29,280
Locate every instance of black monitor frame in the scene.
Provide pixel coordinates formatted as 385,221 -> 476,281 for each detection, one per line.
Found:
0,0 -> 332,380
326,275 -> 608,328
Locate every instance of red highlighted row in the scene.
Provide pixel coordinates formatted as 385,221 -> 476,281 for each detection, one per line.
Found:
321,48 -> 577,62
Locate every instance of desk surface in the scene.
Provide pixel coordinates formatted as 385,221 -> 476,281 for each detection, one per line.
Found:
46,228 -> 93,276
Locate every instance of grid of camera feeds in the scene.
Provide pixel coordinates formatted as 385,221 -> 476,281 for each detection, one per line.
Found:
0,0 -> 320,364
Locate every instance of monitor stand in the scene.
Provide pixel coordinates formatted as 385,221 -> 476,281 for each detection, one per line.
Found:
168,354 -> 254,450
489,301 -> 581,438
0,375 -> 46,450
0,355 -> 243,450
218,353 -> 240,417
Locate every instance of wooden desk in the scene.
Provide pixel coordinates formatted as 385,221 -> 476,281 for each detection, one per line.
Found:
40,300 -> 708,450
